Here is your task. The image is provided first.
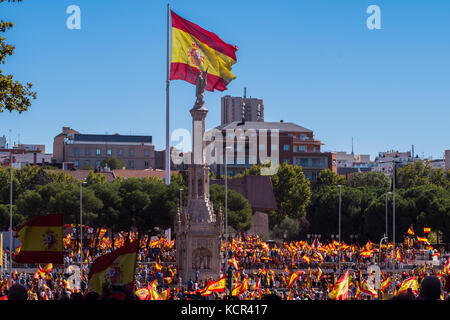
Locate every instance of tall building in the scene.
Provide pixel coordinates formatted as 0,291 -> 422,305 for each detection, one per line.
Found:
0,135 -> 6,149
52,127 -> 155,170
221,95 -> 264,125
209,120 -> 337,181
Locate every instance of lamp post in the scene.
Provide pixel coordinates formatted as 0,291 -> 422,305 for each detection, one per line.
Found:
9,149 -> 13,287
224,146 -> 232,272
79,180 -> 87,263
338,184 -> 342,276
385,192 -> 392,240
391,161 -> 397,293
179,188 -> 183,214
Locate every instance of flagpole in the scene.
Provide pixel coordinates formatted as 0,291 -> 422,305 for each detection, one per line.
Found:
9,148 -> 13,287
165,3 -> 171,185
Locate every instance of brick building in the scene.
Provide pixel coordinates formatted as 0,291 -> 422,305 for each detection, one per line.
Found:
52,127 -> 155,170
209,120 -> 337,181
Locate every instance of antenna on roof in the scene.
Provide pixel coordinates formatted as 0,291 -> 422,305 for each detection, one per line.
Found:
244,87 -> 247,99
351,137 -> 354,155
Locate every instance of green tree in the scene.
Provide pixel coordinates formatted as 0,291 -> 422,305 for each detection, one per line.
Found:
313,169 -> 346,190
396,160 -> 433,189
270,163 -> 312,228
209,184 -> 252,232
86,171 -> 107,185
0,204 -> 25,230
101,157 -> 127,170
0,7 -> 37,113
348,171 -> 391,189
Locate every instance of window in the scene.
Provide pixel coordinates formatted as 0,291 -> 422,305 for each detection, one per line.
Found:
298,145 -> 307,152
129,149 -> 134,157
144,150 -> 150,157
293,146 -> 297,152
73,148 -> 79,156
283,144 -> 290,151
84,160 -> 90,166
313,147 -> 318,152
96,148 -> 101,156
129,160 -> 134,168
74,160 -> 79,167
107,149 -> 112,156
301,134 -> 307,140
271,144 -> 278,151
283,158 -> 290,164
95,160 -> 101,168
85,148 -> 90,156
144,161 -> 149,168
118,149 -> 123,156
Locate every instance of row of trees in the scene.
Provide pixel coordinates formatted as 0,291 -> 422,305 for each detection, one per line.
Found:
0,159 -> 449,244
235,160 -> 450,244
0,166 -> 253,237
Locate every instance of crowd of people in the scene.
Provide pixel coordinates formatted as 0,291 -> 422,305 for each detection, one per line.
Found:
0,230 -> 449,301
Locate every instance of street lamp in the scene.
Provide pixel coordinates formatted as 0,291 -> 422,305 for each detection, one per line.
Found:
385,192 -> 392,240
179,188 -> 183,214
80,180 -> 87,263
338,184 -> 342,276
392,161 -> 396,292
8,148 -> 13,287
224,145 -> 232,272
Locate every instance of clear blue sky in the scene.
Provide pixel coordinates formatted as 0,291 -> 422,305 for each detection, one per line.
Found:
1,0 -> 449,160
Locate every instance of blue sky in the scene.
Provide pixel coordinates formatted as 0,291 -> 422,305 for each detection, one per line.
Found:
1,0 -> 449,160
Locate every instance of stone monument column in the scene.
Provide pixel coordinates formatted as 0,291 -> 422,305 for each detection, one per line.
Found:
175,69 -> 224,283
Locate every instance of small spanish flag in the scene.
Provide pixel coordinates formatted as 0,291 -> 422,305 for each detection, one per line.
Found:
329,270 -> 350,300
423,227 -> 431,234
407,227 -> 415,236
202,276 -> 226,293
170,10 -> 238,92
15,214 -> 63,264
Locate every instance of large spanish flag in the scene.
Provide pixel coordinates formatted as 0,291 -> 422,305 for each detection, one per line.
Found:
170,10 -> 238,92
329,270 -> 350,300
15,214 -> 63,264
87,239 -> 139,295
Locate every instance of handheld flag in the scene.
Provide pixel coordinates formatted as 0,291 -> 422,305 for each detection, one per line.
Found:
170,10 -> 238,92
15,214 -> 64,264
329,270 -> 350,300
87,239 -> 139,295
423,227 -> 431,234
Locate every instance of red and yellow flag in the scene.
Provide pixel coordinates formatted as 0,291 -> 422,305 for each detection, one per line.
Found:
397,277 -> 419,296
407,227 -> 415,236
87,239 -> 139,295
423,227 -> 431,234
202,276 -> 226,294
170,10 -> 238,92
287,272 -> 300,289
381,276 -> 391,292
417,237 -> 430,245
329,270 -> 350,300
360,280 -> 378,298
15,214 -> 63,264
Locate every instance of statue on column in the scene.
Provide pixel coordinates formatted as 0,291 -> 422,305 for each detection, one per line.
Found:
194,67 -> 208,108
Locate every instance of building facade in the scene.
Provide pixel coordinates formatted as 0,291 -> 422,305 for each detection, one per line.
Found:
209,121 -> 337,181
221,95 -> 264,125
52,127 -> 155,170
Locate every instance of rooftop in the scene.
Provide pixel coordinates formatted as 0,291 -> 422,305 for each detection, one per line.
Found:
72,134 -> 152,144
215,121 -> 313,133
